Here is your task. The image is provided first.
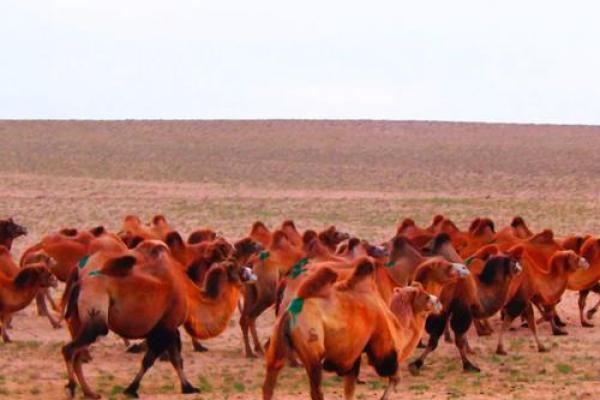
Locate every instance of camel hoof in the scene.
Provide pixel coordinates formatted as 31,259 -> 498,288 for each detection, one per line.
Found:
554,317 -> 566,328
582,320 -> 594,328
83,391 -> 101,399
586,309 -> 597,320
182,383 -> 200,394
417,340 -> 426,348
463,361 -> 480,373
538,345 -> 548,353
357,378 -> 366,385
408,360 -> 423,376
496,347 -> 507,356
123,387 -> 139,398
126,343 -> 146,354
65,381 -> 76,398
245,351 -> 257,359
52,322 -> 62,329
552,328 -> 568,336
193,342 -> 209,352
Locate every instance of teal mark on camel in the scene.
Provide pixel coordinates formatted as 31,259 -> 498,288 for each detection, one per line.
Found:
78,255 -> 90,269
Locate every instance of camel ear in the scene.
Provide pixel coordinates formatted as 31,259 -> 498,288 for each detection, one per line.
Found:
529,229 -> 554,245
102,255 -> 137,277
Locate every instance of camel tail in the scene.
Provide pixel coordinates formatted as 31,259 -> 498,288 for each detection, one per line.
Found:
265,312 -> 293,370
62,267 -> 80,318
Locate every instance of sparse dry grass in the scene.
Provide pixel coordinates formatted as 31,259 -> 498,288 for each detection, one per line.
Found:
1,120 -> 600,399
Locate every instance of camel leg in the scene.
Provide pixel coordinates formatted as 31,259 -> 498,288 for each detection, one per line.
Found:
343,358 -> 361,400
240,314 -> 256,358
263,354 -> 285,400
579,290 -> 594,327
380,375 -> 399,400
1,315 -> 11,343
124,328 -> 175,397
73,350 -> 100,399
46,289 -> 61,312
496,314 -> 513,355
409,313 -> 446,375
474,319 -> 493,336
305,361 -> 324,400
166,331 -> 199,394
251,319 -> 264,354
450,305 -> 479,372
443,320 -> 452,342
62,322 -> 108,399
35,292 -> 61,328
546,305 -> 567,335
192,338 -> 209,352
497,298 -> 527,355
524,302 -> 547,352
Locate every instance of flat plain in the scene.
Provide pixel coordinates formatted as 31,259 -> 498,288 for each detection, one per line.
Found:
1,120 -> 600,399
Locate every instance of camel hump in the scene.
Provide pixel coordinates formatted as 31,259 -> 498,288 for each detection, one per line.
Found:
432,214 -> 445,225
440,219 -> 459,233
281,219 -> 298,230
397,218 -> 415,233
89,226 -> 106,237
511,216 -> 527,228
152,214 -> 167,225
60,228 -> 78,237
432,233 -> 451,251
296,267 -> 338,299
529,229 -> 554,245
165,231 -> 185,249
302,230 -> 318,245
251,221 -> 269,234
336,257 -> 375,291
101,255 -> 137,277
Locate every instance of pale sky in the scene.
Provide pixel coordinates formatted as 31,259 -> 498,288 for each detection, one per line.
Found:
2,1 -> 600,124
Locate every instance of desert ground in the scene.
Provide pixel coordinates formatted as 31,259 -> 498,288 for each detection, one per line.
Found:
1,120 -> 600,399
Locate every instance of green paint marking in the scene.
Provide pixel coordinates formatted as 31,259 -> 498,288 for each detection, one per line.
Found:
464,257 -> 474,266
88,270 -> 102,277
78,255 -> 90,269
289,258 -> 309,278
385,260 -> 395,268
258,251 -> 270,261
287,297 -> 304,327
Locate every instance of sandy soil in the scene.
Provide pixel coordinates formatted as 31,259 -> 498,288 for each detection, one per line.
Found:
1,120 -> 600,399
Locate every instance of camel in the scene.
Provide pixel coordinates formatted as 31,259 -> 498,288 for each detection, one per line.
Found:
410,245 -> 523,373
117,215 -> 167,248
62,239 -> 256,399
0,217 -> 27,251
240,230 -> 306,358
263,258 -> 398,400
0,263 -> 57,342
495,249 -> 588,356
263,258 -> 443,400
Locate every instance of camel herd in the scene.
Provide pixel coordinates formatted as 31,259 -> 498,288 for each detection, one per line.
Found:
0,214 -> 599,399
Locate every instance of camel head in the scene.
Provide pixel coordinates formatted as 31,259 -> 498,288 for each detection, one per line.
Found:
0,217 -> 27,239
15,264 -> 57,289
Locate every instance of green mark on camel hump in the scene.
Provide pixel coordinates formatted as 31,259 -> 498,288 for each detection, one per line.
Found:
290,258 -> 309,278
79,255 -> 90,269
258,251 -> 270,261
